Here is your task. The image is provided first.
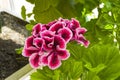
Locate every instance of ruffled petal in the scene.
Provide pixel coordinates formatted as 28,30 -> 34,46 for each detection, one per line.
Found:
67,19 -> 81,40
42,24 -> 51,31
43,38 -> 54,51
58,18 -> 70,26
22,47 -> 39,57
43,37 -> 54,51
32,23 -> 42,37
71,18 -> 81,29
33,38 -> 44,50
76,28 -> 87,35
58,27 -> 73,43
49,22 -> 65,33
25,36 -> 35,49
47,20 -> 57,26
41,24 -> 49,31
42,20 -> 57,31
68,18 -> 80,31
76,34 -> 90,48
54,35 -> 66,50
40,53 -> 49,66
41,30 -> 55,38
57,49 -> 70,60
41,30 -> 55,51
29,53 -> 40,68
48,52 -> 61,70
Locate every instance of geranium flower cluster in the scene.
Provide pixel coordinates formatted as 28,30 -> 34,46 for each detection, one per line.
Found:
22,18 -> 89,70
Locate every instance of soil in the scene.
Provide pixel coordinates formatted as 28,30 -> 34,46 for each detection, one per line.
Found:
0,11 -> 29,80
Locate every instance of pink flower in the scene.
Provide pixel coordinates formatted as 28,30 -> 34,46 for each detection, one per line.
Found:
33,38 -> 44,55
29,53 -> 41,68
32,23 -> 42,37
75,28 -> 87,35
40,53 -> 49,66
42,20 -> 57,31
75,34 -> 90,48
22,36 -> 39,57
48,49 -> 70,70
41,30 -> 55,51
74,28 -> 89,47
68,18 -> 81,31
41,49 -> 70,70
58,18 -> 70,26
49,22 -> 65,34
22,36 -> 44,57
53,35 -> 66,50
48,52 -> 61,70
24,36 -> 35,49
55,49 -> 70,60
22,47 -> 39,57
22,18 -> 90,70
33,38 -> 44,48
58,27 -> 73,43
41,24 -> 49,31
66,19 -> 81,40
47,20 -> 57,27
43,38 -> 54,51
41,30 -> 55,39
41,31 -> 66,51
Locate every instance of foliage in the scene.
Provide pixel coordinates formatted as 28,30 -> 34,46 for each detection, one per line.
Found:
15,47 -> 23,55
21,6 -> 26,20
31,58 -> 83,80
30,44 -> 120,80
83,44 -> 120,80
21,0 -> 120,80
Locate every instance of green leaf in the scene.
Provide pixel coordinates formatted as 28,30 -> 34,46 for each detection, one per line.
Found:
27,13 -> 33,18
52,70 -> 60,80
34,6 -> 62,23
38,67 -> 54,77
57,0 -> 77,18
104,24 -> 113,30
29,20 -> 37,25
85,63 -> 106,74
83,44 -> 120,80
21,6 -> 26,20
50,0 -> 60,7
31,71 -> 52,80
33,0 -> 62,23
81,0 -> 99,12
59,73 -> 68,80
15,47 -> 23,55
67,41 -> 87,60
26,0 -> 35,4
33,0 -> 60,13
34,0 -> 51,13
112,7 -> 120,23
70,61 -> 83,79
116,76 -> 120,80
103,14 -> 114,24
82,71 -> 100,80
59,58 -> 72,74
75,4 -> 85,18
96,14 -> 114,28
74,0 -> 85,4
102,1 -> 112,12
26,24 -> 33,31
59,58 -> 83,80
31,67 -> 62,80
31,67 -> 53,80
